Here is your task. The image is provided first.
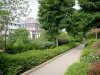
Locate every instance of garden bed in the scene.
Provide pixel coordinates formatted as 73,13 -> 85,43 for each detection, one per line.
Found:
0,42 -> 80,75
65,39 -> 98,75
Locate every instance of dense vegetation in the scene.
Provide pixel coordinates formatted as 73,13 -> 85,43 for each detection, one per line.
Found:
65,0 -> 100,74
3,28 -> 77,54
65,39 -> 100,75
65,62 -> 89,75
38,0 -> 74,46
0,0 -> 100,75
0,42 -> 80,75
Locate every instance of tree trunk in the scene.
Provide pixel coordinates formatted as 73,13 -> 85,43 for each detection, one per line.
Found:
56,34 -> 58,47
96,33 -> 98,40
4,24 -> 8,52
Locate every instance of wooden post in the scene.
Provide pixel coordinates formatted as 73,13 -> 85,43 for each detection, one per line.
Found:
96,32 -> 98,40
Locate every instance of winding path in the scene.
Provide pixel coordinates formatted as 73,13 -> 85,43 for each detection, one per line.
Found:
22,44 -> 84,75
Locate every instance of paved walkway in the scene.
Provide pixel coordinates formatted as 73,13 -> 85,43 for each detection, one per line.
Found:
26,44 -> 84,75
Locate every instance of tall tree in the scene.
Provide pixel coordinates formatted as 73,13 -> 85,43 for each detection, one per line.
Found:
79,0 -> 100,29
62,11 -> 93,38
2,0 -> 31,19
38,0 -> 74,46
0,1 -> 10,31
0,0 -> 31,51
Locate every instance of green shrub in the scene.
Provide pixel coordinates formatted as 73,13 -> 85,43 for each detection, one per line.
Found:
91,40 -> 100,49
80,52 -> 100,63
6,41 -> 34,54
87,38 -> 96,47
0,36 -> 4,49
32,41 -> 55,50
65,62 -> 89,75
40,42 -> 55,49
81,47 -> 97,58
80,46 -> 97,63
87,61 -> 100,75
0,42 -> 80,75
58,31 -> 70,45
6,28 -> 34,54
58,39 -> 69,45
65,38 -> 97,75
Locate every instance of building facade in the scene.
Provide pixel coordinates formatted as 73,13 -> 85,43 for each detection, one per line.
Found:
3,18 -> 40,39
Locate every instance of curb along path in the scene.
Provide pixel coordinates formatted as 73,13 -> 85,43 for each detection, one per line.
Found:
22,44 -> 84,75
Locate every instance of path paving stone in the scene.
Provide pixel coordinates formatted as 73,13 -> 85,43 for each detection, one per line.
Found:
25,44 -> 84,75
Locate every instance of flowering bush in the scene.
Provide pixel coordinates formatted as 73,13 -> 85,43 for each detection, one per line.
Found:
96,49 -> 100,56
91,40 -> 100,49
81,53 -> 99,63
88,61 -> 100,75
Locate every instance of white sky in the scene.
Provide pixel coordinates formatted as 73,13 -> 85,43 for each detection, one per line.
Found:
29,0 -> 80,19
29,0 -> 39,19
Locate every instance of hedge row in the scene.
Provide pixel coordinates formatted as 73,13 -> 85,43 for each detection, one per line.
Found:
0,42 -> 80,75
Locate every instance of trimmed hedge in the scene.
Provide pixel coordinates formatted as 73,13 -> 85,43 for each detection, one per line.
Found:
0,42 -> 80,75
65,62 -> 89,75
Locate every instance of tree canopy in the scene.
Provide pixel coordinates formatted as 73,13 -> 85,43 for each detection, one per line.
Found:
0,1 -> 10,31
79,0 -> 100,29
38,0 -> 74,46
64,0 -> 100,38
2,0 -> 31,19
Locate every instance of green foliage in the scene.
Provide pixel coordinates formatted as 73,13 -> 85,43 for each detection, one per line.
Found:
91,39 -> 100,49
2,0 -> 31,18
0,9 -> 10,31
58,31 -> 81,45
40,42 -> 55,49
80,39 -> 100,63
81,52 -> 100,63
36,30 -> 55,43
87,38 -> 96,46
80,39 -> 97,62
65,38 -> 97,75
0,42 -> 80,75
63,11 -> 94,38
32,41 -> 55,50
6,28 -> 33,54
38,0 -> 74,46
87,61 -> 100,75
32,30 -> 55,50
81,47 -> 97,58
79,0 -> 100,29
0,36 -> 4,49
65,62 -> 89,75
79,0 -> 100,12
85,31 -> 94,39
58,31 -> 69,45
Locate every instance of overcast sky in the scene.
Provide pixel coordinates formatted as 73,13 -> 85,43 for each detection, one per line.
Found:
29,0 -> 39,19
29,0 -> 80,19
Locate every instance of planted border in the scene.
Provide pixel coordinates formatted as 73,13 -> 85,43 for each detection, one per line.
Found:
0,42 -> 80,75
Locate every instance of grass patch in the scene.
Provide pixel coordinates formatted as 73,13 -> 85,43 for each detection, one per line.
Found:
81,47 -> 97,58
65,62 -> 89,75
